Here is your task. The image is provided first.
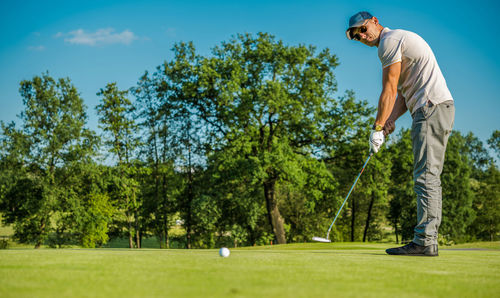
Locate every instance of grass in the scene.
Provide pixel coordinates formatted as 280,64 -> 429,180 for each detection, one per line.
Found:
1,242 -> 499,298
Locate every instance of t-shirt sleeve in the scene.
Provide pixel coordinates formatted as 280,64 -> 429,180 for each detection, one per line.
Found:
378,37 -> 403,69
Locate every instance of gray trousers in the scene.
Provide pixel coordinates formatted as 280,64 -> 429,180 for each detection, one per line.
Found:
411,100 -> 455,246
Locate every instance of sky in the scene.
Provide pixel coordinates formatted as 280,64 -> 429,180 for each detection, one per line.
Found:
1,0 -> 499,150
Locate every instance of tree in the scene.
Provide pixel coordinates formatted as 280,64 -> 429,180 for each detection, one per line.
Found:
0,73 -> 98,248
468,163 -> 500,241
1,172 -> 49,247
96,82 -> 141,248
132,72 -> 180,248
61,162 -> 115,248
440,132 -> 475,243
465,130 -> 500,241
386,129 -> 415,243
463,132 -> 492,174
165,33 -> 373,244
487,130 -> 500,161
361,148 -> 391,242
151,47 -> 209,248
0,122 -> 29,210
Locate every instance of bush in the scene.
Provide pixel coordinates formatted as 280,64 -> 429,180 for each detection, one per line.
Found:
0,238 -> 9,249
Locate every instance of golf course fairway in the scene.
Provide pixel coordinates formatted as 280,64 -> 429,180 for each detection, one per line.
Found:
1,242 -> 499,297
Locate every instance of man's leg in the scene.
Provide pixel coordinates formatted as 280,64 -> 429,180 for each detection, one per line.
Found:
386,100 -> 454,256
412,100 -> 455,246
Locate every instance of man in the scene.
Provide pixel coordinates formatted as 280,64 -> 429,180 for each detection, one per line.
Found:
346,12 -> 455,256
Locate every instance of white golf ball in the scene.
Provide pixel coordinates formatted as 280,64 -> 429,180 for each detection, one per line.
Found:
219,247 -> 230,257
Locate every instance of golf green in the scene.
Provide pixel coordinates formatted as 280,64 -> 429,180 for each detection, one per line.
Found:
1,242 -> 499,297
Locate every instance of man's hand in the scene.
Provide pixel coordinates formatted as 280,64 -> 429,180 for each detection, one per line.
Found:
369,130 -> 385,154
383,119 -> 396,136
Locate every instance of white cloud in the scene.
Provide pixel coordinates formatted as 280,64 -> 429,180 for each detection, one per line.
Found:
28,45 -> 45,51
56,28 -> 137,46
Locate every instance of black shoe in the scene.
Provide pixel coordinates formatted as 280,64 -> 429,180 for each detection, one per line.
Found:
386,242 -> 438,256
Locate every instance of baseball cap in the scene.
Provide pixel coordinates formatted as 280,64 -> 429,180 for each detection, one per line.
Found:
346,11 -> 373,40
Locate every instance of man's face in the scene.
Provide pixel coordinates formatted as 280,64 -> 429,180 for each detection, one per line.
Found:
351,18 -> 380,47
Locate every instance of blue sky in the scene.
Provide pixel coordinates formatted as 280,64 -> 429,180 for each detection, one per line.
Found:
1,0 -> 499,148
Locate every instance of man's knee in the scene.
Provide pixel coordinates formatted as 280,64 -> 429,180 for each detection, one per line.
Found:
414,173 -> 441,195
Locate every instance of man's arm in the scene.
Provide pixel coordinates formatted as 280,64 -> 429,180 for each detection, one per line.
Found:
374,62 -> 401,127
383,92 -> 407,135
387,92 -> 407,122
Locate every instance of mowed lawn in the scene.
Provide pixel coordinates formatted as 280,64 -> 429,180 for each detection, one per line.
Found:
1,242 -> 499,298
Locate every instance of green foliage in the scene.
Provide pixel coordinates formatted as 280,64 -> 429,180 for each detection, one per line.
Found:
2,174 -> 51,246
0,73 -> 98,248
96,83 -> 142,248
487,130 -> 500,164
160,33 -> 374,244
440,132 -> 476,243
96,82 -> 139,164
80,193 -> 114,248
386,129 -> 416,242
18,73 -> 97,169
131,71 -> 181,243
468,164 -> 500,241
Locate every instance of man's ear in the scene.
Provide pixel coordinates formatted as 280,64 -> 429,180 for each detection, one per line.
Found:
372,17 -> 379,25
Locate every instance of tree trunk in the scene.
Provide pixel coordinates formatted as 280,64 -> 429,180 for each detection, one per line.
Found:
350,197 -> 356,242
264,180 -> 286,244
185,181 -> 193,249
135,210 -> 141,248
363,192 -> 375,242
127,214 -> 134,248
35,219 -> 46,249
186,222 -> 192,249
136,229 -> 141,249
165,230 -> 169,249
128,233 -> 134,248
185,142 -> 193,249
163,217 -> 169,249
394,221 -> 399,244
185,184 -> 193,249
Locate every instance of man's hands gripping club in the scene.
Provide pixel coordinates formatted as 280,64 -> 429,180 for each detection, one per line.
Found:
369,120 -> 397,154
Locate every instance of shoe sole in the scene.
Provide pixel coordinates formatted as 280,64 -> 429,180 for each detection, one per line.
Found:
386,252 -> 438,257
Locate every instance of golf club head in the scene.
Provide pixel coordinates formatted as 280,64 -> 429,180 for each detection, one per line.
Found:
312,236 -> 331,243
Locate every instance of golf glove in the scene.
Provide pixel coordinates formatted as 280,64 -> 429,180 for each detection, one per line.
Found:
369,130 -> 385,154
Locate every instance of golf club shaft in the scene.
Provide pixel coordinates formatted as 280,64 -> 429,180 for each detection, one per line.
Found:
326,153 -> 372,239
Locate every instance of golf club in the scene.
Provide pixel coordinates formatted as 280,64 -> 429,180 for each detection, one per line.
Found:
312,152 -> 373,243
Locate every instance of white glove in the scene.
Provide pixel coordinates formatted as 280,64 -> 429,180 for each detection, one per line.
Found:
369,130 -> 385,154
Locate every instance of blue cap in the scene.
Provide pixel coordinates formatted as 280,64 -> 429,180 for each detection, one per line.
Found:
346,11 -> 373,40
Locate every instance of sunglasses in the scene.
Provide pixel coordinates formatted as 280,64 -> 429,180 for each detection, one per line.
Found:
352,26 -> 367,41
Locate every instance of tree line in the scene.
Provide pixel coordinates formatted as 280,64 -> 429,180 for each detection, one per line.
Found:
0,33 -> 498,249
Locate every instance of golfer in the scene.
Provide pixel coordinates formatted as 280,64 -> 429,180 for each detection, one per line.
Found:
346,12 -> 455,256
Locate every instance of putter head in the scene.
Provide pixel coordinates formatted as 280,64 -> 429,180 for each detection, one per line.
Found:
312,236 -> 331,243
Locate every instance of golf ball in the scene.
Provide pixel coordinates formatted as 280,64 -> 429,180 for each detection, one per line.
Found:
219,247 -> 230,257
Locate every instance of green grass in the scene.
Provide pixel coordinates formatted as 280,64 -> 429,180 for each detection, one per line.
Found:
1,243 -> 499,298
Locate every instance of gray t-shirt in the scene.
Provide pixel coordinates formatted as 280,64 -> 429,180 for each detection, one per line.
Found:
378,28 -> 453,114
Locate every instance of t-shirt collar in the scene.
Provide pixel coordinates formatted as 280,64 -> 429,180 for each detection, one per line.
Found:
380,27 -> 391,39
